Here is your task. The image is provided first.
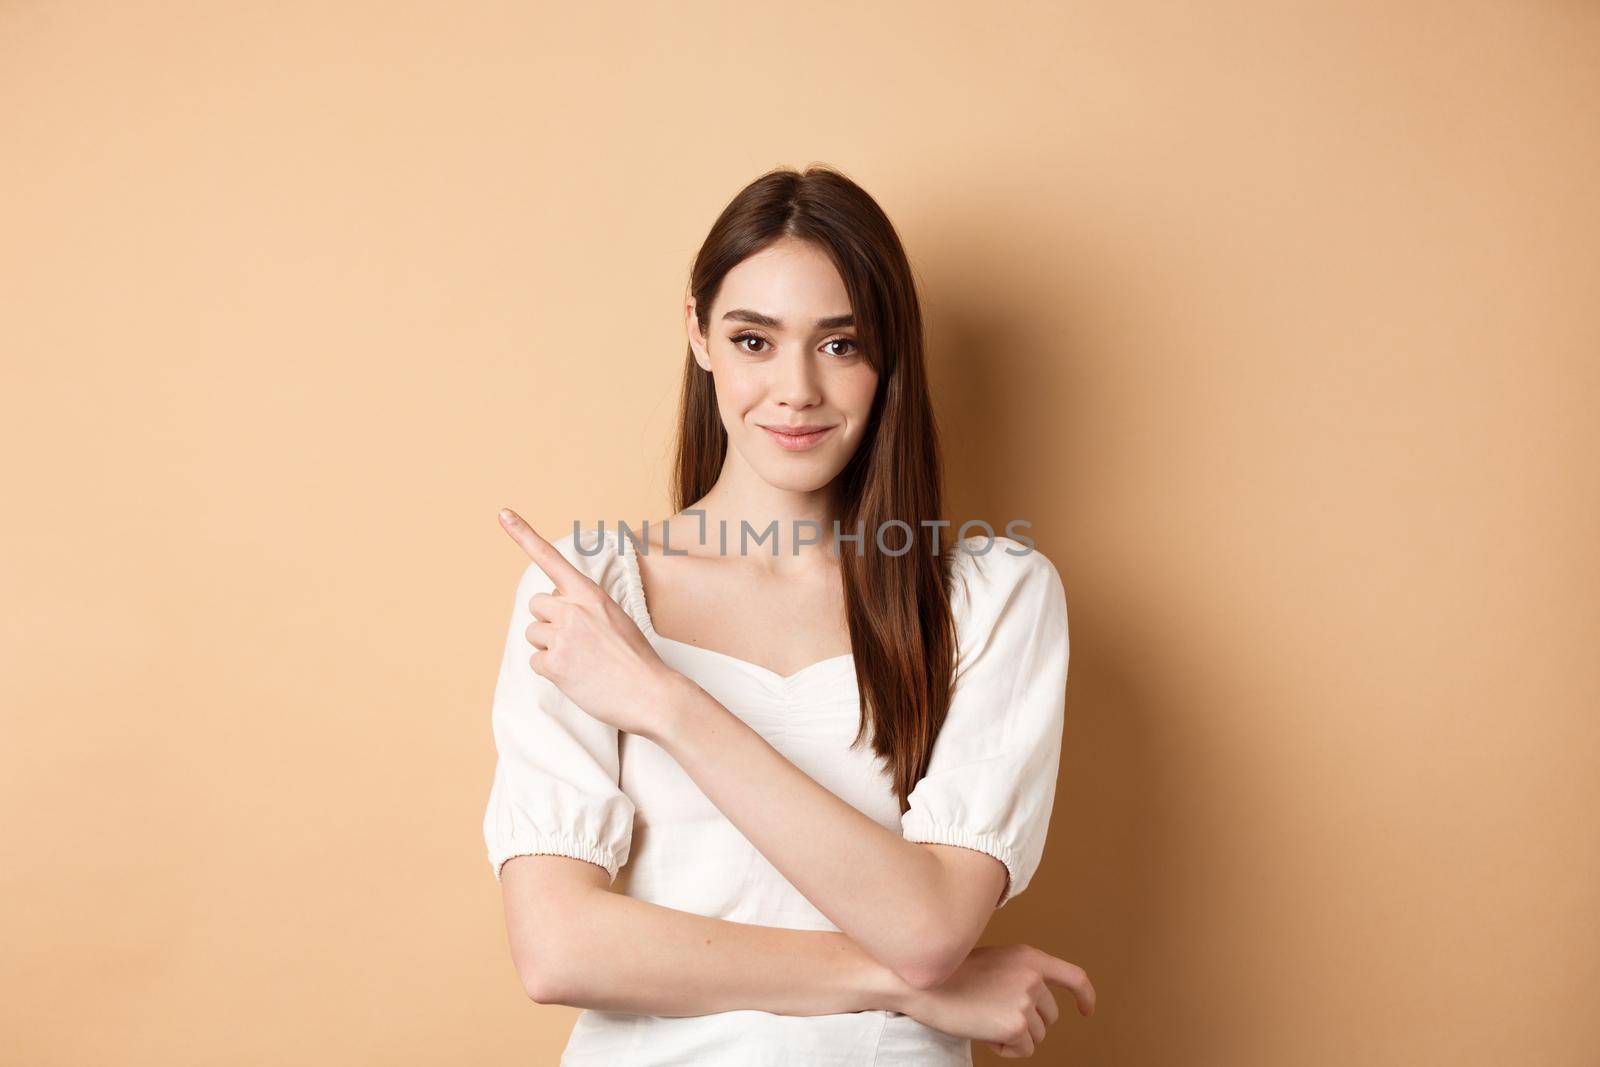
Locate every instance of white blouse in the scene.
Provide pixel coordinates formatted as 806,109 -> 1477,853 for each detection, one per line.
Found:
483,526 -> 1070,1066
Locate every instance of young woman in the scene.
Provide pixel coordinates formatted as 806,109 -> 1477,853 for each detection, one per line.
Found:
483,165 -> 1094,1064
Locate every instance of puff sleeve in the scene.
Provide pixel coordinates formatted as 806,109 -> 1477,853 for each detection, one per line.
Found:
482,553 -> 636,884
901,541 -> 1070,909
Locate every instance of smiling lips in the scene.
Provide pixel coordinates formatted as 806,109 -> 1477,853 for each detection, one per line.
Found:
759,423 -> 838,451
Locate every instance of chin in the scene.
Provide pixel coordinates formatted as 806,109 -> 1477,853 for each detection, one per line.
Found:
757,465 -> 839,493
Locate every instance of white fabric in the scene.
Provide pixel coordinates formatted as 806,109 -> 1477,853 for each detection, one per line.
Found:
483,526 -> 1070,1066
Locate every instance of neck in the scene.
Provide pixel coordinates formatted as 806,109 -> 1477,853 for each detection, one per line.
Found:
676,456 -> 845,563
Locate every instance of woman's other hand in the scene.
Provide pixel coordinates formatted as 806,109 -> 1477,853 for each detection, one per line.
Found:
897,943 -> 1095,1058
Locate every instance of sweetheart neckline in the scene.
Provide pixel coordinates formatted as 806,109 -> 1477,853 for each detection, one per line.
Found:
648,633 -> 855,685
610,532 -> 856,686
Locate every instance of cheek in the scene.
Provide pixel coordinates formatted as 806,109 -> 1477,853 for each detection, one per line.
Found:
841,371 -> 880,420
710,366 -> 765,415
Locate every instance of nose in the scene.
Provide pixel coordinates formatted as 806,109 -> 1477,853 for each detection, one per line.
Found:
774,346 -> 823,411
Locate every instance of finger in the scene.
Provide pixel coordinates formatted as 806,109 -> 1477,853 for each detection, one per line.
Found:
1001,1029 -> 1035,1058
1035,984 -> 1060,1026
528,592 -> 569,623
1026,1003 -> 1046,1046
498,509 -> 592,597
1039,954 -> 1096,1017
525,620 -> 556,650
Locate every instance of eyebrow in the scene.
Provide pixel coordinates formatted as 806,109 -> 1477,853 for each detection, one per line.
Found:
721,308 -> 855,329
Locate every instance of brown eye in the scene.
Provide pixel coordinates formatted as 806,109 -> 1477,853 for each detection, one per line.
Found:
730,332 -> 768,353
824,338 -> 859,358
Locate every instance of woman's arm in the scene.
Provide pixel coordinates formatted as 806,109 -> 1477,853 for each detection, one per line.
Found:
490,516 -> 1038,990
643,678 -> 1004,990
502,854 -> 917,1015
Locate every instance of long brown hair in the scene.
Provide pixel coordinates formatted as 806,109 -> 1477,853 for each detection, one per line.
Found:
673,164 -> 958,813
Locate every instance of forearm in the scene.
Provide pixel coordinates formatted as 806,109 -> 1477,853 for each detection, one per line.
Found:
644,673 -> 954,981
538,884 -> 917,1017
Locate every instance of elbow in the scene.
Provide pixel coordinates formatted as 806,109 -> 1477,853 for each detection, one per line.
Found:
511,932 -> 581,1006
891,866 -> 984,990
503,872 -> 606,1006
891,921 -> 972,991
895,950 -> 964,992
515,952 -> 572,1006
518,962 -> 567,1006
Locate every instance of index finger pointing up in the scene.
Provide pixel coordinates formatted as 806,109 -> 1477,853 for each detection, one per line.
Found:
498,508 -> 590,596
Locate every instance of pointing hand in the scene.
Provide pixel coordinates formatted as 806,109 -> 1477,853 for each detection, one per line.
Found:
499,508 -> 681,740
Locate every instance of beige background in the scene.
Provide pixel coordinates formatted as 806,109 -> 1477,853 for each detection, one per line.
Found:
3,2 -> 1596,1064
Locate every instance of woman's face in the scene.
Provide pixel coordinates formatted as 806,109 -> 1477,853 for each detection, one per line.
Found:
686,236 -> 881,495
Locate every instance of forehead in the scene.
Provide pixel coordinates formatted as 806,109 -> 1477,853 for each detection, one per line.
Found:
713,238 -> 851,320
